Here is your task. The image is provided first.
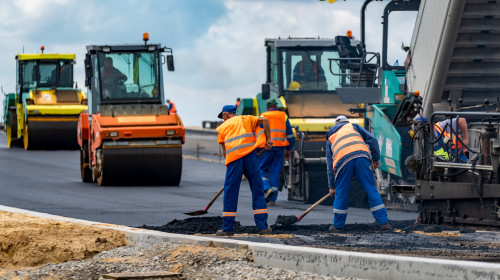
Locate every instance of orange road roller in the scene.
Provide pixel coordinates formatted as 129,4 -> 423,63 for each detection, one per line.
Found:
77,34 -> 184,186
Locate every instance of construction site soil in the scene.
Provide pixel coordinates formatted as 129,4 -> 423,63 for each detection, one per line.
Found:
141,216 -> 500,263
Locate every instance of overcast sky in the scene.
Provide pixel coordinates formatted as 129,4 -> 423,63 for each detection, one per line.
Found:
0,0 -> 417,126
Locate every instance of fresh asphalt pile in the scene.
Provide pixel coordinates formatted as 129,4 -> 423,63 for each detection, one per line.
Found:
140,216 -> 500,263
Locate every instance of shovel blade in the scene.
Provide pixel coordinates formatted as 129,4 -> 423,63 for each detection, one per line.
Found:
276,215 -> 298,225
183,210 -> 208,216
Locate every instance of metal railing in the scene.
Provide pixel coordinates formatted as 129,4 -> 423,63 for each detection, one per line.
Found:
328,52 -> 380,88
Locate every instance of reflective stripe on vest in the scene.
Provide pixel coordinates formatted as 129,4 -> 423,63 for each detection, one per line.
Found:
216,115 -> 263,165
328,123 -> 370,176
256,111 -> 289,147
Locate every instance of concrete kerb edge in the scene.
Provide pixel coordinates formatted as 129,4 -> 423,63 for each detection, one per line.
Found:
2,205 -> 500,280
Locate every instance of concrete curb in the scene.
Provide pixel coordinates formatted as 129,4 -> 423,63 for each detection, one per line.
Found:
1,205 -> 499,280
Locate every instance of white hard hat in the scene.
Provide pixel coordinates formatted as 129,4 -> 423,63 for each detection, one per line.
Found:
335,115 -> 349,124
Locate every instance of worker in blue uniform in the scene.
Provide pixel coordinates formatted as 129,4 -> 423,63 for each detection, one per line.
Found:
326,115 -> 391,232
215,105 -> 273,236
257,99 -> 295,205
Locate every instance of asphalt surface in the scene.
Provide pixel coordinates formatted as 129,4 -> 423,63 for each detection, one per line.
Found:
0,130 -> 415,229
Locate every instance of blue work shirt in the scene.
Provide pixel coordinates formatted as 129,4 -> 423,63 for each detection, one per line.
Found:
259,109 -> 295,150
326,122 -> 380,189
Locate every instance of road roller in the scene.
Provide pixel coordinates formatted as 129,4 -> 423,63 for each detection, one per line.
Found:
77,34 -> 185,186
3,46 -> 88,149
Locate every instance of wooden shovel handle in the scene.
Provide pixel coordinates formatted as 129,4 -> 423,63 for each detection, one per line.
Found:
257,149 -> 265,157
297,194 -> 331,221
204,186 -> 225,211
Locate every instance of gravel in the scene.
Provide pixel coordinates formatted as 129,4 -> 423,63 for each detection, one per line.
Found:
0,242 -> 353,280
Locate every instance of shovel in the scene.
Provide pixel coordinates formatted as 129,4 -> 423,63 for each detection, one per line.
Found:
183,186 -> 224,216
276,193 -> 331,225
183,148 -> 267,216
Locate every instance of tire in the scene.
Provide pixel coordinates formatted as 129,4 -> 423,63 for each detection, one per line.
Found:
5,124 -> 14,148
23,121 -> 31,150
97,172 -> 105,186
80,144 -> 93,183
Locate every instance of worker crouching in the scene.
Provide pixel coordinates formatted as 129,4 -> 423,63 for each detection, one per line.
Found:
326,116 -> 391,232
215,105 -> 273,236
256,99 -> 295,205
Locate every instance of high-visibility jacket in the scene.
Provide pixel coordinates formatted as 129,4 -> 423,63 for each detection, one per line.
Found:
169,101 -> 177,114
256,111 -> 288,148
434,122 -> 463,151
328,123 -> 370,176
217,115 -> 264,165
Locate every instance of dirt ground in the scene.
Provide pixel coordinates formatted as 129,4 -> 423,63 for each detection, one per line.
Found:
0,211 -> 339,280
0,211 -> 126,269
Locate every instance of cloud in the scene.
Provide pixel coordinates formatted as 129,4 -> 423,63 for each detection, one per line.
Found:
0,0 -> 416,127
170,0 -> 361,125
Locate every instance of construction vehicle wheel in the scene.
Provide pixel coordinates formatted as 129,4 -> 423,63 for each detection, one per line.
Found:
80,146 -> 93,183
95,147 -> 182,186
23,122 -> 31,150
92,166 -> 99,184
5,124 -> 14,148
303,165 -> 333,205
97,171 -> 106,186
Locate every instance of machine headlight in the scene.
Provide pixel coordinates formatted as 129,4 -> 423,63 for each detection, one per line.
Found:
166,130 -> 175,135
109,131 -> 118,137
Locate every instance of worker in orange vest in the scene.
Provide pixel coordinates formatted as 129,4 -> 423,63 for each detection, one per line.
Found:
215,105 -> 273,236
166,99 -> 177,114
326,115 -> 391,232
236,97 -> 241,108
256,99 -> 295,206
433,117 -> 469,162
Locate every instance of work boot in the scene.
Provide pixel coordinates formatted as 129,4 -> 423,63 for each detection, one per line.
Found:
268,201 -> 276,206
215,230 -> 234,237
379,223 -> 393,231
264,189 -> 274,202
328,226 -> 344,233
257,228 -> 272,235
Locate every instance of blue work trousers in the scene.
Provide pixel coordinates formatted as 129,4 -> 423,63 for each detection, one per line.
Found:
222,150 -> 268,232
258,148 -> 285,202
333,157 -> 388,228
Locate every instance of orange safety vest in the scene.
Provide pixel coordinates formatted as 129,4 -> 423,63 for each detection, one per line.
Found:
169,102 -> 177,114
217,116 -> 265,165
434,122 -> 463,151
328,123 -> 370,175
256,110 -> 288,148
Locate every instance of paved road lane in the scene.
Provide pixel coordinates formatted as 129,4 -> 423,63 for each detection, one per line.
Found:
0,131 -> 416,229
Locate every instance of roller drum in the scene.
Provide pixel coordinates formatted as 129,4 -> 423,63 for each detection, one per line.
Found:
24,119 -> 79,150
97,146 -> 182,186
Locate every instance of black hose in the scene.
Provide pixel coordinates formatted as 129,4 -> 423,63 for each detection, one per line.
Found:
435,168 -> 468,178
